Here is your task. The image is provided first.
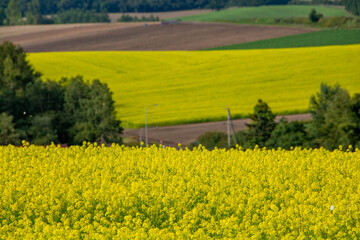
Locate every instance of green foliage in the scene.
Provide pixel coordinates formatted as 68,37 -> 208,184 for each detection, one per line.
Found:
117,14 -> 134,22
201,100 -> 276,149
350,94 -> 360,148
53,9 -> 110,24
266,118 -> 313,149
201,87 -> 360,150
207,0 -> 226,10
309,83 -> 359,150
117,14 -> 160,22
4,0 -> 21,25
0,42 -> 40,91
289,0 -> 342,4
195,100 -> 278,150
0,112 -> 22,145
24,79 -> 64,115
0,8 -> 5,25
28,113 -> 58,145
235,85 -> 360,151
196,131 -> 228,150
0,41 -> 40,121
63,76 -> 122,145
26,0 -> 43,24
0,0 -> 348,25
344,0 -> 359,16
309,8 -> 323,23
0,42 -> 122,146
244,99 -> 276,148
209,29 -> 360,50
38,0 -> 290,13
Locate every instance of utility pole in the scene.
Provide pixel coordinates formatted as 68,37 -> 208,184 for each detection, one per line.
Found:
145,104 -> 157,146
139,128 -> 143,146
227,108 -> 238,146
227,109 -> 231,147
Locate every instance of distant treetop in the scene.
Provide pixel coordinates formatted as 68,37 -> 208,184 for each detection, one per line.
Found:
1,0 -> 294,15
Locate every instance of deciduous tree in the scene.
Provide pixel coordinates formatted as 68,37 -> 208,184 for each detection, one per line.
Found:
64,76 -> 123,145
5,0 -> 21,25
245,99 -> 276,148
0,112 -> 22,145
26,0 -> 43,24
266,118 -> 313,149
0,42 -> 123,145
309,83 -> 355,150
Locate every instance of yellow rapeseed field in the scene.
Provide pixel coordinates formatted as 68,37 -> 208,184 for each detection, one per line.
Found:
1,144 -> 359,239
27,45 -> 360,127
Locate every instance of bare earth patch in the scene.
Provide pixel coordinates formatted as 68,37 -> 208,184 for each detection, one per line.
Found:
0,22 -> 317,52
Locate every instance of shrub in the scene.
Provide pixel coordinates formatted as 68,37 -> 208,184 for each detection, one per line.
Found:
196,131 -> 228,150
309,9 -> 323,23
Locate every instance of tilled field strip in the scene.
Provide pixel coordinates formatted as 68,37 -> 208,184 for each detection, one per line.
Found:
123,113 -> 312,146
0,22 -> 317,52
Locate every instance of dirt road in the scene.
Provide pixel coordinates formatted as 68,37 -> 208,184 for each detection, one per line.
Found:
123,113 -> 312,146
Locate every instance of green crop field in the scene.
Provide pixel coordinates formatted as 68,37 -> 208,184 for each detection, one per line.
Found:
28,45 -> 360,128
209,29 -> 360,50
177,5 -> 352,22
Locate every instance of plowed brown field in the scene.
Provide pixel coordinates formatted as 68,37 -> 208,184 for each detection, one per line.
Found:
0,22 -> 317,52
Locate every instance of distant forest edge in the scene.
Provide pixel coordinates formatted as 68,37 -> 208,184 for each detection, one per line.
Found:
2,0 -> 296,14
0,0 -> 358,25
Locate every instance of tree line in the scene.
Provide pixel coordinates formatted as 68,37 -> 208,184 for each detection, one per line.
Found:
0,0 -> 293,15
1,0 -> 357,25
0,0 -> 295,25
0,41 -> 122,146
343,0 -> 360,16
1,0 -> 110,25
196,84 -> 360,151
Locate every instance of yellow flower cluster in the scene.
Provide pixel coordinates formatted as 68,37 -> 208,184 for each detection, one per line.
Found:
0,143 -> 359,239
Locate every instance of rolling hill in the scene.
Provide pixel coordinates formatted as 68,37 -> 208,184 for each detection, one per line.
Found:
27,44 -> 360,127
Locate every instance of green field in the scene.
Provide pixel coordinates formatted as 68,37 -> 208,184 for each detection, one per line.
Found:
177,5 -> 352,22
28,45 -> 360,128
208,29 -> 360,50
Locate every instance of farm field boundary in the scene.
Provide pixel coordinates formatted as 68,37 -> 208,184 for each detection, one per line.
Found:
177,5 -> 352,22
27,44 -> 360,128
208,29 -> 360,50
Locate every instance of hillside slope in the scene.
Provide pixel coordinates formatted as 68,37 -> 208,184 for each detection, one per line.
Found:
28,45 -> 360,127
